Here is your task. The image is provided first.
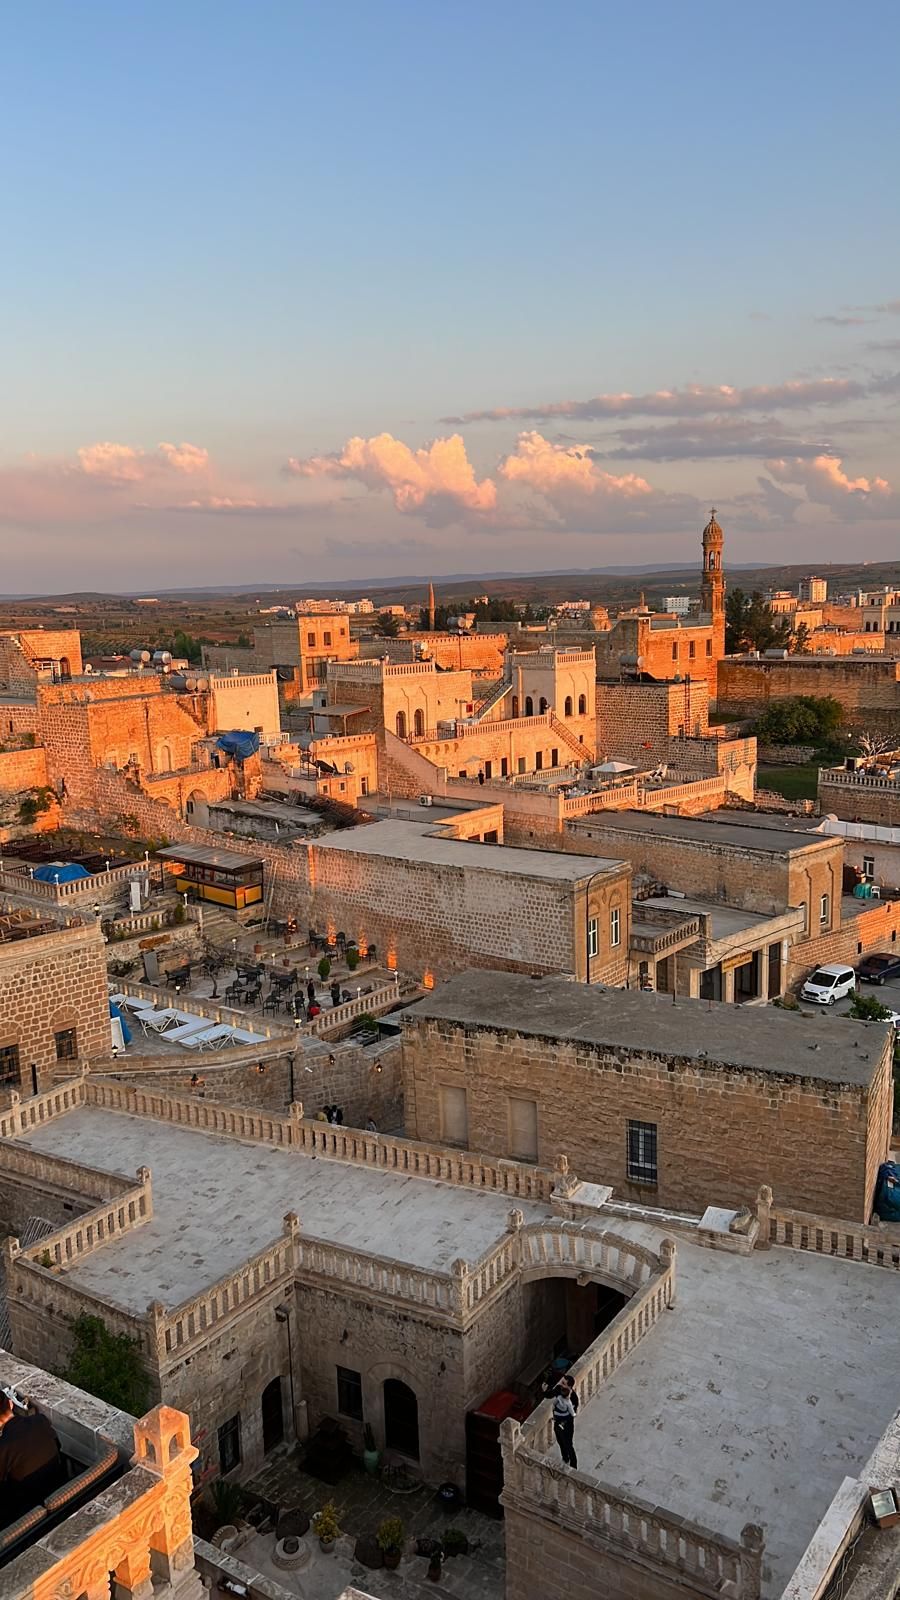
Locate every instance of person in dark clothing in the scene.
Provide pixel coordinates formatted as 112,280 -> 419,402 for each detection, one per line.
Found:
307,979 -> 316,1003
330,981 -> 341,1006
0,1393 -> 63,1524
541,1373 -> 578,1468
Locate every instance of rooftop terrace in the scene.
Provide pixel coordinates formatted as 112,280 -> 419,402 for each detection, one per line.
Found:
405,970 -> 889,1086
569,808 -> 837,856
19,1107 -> 548,1311
314,817 -> 623,880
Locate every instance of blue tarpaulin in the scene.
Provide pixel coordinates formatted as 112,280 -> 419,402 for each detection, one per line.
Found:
33,862 -> 90,883
874,1162 -> 900,1222
109,1001 -> 132,1045
216,730 -> 260,763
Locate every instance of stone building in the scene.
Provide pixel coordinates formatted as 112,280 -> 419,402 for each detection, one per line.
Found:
3,1077 -> 900,1600
0,1353 -> 203,1600
0,914 -> 109,1093
717,652 -> 900,735
203,612 -> 359,695
818,754 -> 900,828
401,970 -> 894,1220
0,627 -> 83,690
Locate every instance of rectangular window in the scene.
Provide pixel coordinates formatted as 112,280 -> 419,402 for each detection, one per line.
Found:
587,916 -> 599,959
307,632 -> 315,647
706,639 -> 712,656
336,1365 -> 364,1421
218,1414 -> 241,1474
0,1044 -> 21,1088
323,631 -> 332,646
551,748 -> 559,767
439,1084 -> 468,1146
500,757 -> 508,777
517,757 -> 526,774
863,855 -> 875,878
610,907 -> 621,948
55,1028 -> 78,1062
688,640 -> 696,659
627,1120 -> 658,1185
820,893 -> 830,926
535,750 -> 543,770
508,1096 -> 538,1162
360,776 -> 369,796
671,643 -> 678,661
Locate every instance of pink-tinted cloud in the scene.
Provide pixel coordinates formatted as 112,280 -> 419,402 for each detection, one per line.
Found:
764,454 -> 897,518
443,378 -> 866,426
77,440 -> 210,484
498,431 -> 652,500
286,432 -> 497,517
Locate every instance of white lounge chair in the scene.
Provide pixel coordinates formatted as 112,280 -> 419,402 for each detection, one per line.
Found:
163,1019 -> 215,1045
137,1008 -> 183,1034
177,1024 -> 237,1050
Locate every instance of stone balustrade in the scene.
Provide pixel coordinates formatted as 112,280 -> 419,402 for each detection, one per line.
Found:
294,1233 -> 458,1319
0,1136 -> 135,1205
308,979 -> 401,1036
0,860 -> 147,902
156,1225 -> 295,1363
820,767 -> 900,791
758,1187 -> 900,1268
80,1078 -> 560,1199
562,783 -> 640,815
112,977 -> 295,1039
0,1077 -> 87,1139
23,1169 -> 153,1271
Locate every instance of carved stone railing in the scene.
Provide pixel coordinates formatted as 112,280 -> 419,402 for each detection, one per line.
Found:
0,1077 -> 87,1139
0,1136 -> 135,1206
21,1168 -> 153,1271
308,980 -> 400,1035
294,1231 -> 459,1320
757,1186 -> 900,1268
155,1220 -> 296,1364
81,1078 -> 561,1201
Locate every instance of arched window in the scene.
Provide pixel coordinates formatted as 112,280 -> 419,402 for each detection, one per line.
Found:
524,696 -> 533,717
158,744 -> 173,773
511,695 -> 519,718
395,711 -> 407,739
413,708 -> 425,738
578,693 -> 587,714
564,696 -> 573,717
539,697 -> 548,714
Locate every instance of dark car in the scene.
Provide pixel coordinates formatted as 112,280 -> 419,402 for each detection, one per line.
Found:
857,953 -> 900,985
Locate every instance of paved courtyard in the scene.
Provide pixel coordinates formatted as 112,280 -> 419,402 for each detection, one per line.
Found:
241,1450 -> 505,1600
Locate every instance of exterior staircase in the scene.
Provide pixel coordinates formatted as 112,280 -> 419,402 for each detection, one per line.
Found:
470,677 -> 511,721
550,712 -> 595,765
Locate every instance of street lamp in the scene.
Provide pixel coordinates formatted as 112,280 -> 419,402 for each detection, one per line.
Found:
583,868 -> 609,986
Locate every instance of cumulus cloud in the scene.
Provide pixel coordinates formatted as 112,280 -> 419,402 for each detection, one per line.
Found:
443,378 -> 865,426
814,314 -> 870,327
286,432 -> 497,518
764,454 -> 897,517
498,432 -> 652,500
77,440 -> 210,483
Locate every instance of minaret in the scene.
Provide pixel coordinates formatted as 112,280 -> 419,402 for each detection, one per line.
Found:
701,508 -> 725,622
427,581 -> 436,631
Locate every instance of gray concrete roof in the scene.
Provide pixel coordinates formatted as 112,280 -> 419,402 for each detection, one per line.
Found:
566,1217 -> 900,1599
639,895 -> 801,943
19,1108 -> 547,1311
156,843 -> 264,869
404,971 -> 888,1086
569,809 -> 836,856
315,818 -> 624,881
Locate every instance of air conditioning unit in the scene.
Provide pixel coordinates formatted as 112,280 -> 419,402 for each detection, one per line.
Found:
418,794 -> 434,807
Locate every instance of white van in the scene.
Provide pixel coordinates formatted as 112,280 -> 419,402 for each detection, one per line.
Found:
800,963 -> 856,1005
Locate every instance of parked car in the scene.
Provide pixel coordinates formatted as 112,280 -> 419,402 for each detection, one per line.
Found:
800,963 -> 857,1005
857,952 -> 900,985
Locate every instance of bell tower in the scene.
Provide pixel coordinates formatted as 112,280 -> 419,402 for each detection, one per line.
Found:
701,507 -> 725,622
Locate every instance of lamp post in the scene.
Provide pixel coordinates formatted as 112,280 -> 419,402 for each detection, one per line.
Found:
584,868 -> 608,986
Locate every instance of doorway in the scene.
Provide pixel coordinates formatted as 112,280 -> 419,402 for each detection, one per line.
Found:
261,1376 -> 284,1454
383,1379 -> 419,1460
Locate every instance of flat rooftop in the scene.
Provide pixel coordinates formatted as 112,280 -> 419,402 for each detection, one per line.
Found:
405,971 -> 888,1086
156,843 -> 264,870
569,809 -> 836,855
564,1216 -> 900,1599
639,894 -> 799,942
314,818 -> 623,881
19,1108 -> 547,1311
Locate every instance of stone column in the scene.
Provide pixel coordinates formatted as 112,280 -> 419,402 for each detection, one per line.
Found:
755,1186 -> 773,1251
723,964 -> 735,1003
757,944 -> 769,1001
113,1548 -> 155,1600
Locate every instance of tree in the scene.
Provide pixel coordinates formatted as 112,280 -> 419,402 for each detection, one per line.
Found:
725,589 -> 792,654
63,1313 -> 151,1413
755,695 -> 843,747
790,622 -> 811,654
172,630 -> 203,664
849,993 -> 894,1023
376,612 -> 400,637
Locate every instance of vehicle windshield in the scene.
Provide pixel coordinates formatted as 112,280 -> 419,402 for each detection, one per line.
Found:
808,970 -> 837,987
865,957 -> 889,969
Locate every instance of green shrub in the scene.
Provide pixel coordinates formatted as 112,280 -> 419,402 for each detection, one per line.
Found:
63,1313 -> 151,1412
377,1516 -> 404,1554
317,955 -> 331,980
346,947 -> 360,970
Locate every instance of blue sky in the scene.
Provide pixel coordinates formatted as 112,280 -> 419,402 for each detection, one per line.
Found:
1,1 -> 898,589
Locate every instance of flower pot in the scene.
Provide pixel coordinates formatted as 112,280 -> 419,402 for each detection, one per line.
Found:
428,1560 -> 442,1581
363,1448 -> 381,1475
319,1536 -> 335,1555
383,1549 -> 402,1570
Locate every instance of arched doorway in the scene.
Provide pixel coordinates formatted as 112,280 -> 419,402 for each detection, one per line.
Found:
511,695 -> 519,717
564,696 -> 573,717
395,710 -> 407,739
413,708 -> 425,738
261,1376 -> 284,1454
539,697 -> 548,714
58,657 -> 71,680
524,696 -> 533,717
383,1379 -> 419,1460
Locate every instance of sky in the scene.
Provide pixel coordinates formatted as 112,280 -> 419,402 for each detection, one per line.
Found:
1,0 -> 899,592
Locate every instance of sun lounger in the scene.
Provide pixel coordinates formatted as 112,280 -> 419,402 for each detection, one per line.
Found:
163,1018 -> 216,1045
137,1008 -> 183,1033
176,1024 -> 238,1050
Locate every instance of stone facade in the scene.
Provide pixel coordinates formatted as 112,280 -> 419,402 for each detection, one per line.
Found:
717,654 -> 900,734
0,920 -> 109,1092
0,628 -> 83,690
818,765 -> 900,828
401,975 -> 893,1220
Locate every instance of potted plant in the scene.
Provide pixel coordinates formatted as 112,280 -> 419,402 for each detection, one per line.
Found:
346,947 -> 360,971
428,1543 -> 444,1582
317,954 -> 331,981
377,1515 -> 405,1570
313,1501 -> 340,1553
443,1527 -> 469,1558
363,1423 -> 380,1475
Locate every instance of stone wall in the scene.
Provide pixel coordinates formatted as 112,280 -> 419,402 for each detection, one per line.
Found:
786,895 -> 900,987
400,1014 -> 892,1220
0,921 -> 110,1091
718,656 -> 900,734
818,769 -> 900,828
503,1504 -> 735,1600
0,745 -> 48,795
